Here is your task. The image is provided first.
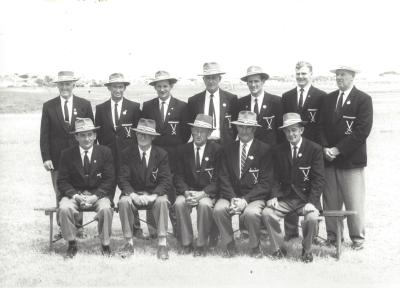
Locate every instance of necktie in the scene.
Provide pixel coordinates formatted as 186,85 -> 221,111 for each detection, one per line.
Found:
253,97 -> 259,115
195,146 -> 201,171
335,92 -> 344,117
208,94 -> 216,128
298,88 -> 304,111
141,151 -> 147,180
240,142 -> 247,177
160,101 -> 166,125
292,145 -> 297,161
114,102 -> 119,128
84,150 -> 90,175
64,100 -> 69,123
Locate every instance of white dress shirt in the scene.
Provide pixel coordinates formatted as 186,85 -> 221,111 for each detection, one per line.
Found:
159,96 -> 171,121
336,85 -> 354,107
193,143 -> 206,166
138,145 -> 152,166
60,96 -> 73,124
297,83 -> 311,107
239,139 -> 253,177
79,146 -> 93,165
204,89 -> 221,139
290,137 -> 303,159
251,91 -> 265,114
111,98 -> 123,128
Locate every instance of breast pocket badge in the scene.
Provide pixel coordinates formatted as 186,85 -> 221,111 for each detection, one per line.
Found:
151,168 -> 158,182
168,121 -> 179,135
204,167 -> 214,181
121,123 -> 133,138
225,115 -> 232,128
299,166 -> 311,182
249,168 -> 259,184
307,109 -> 318,123
343,115 -> 356,135
262,115 -> 275,130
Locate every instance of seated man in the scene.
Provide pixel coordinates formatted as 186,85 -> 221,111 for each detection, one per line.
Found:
57,118 -> 115,258
174,114 -> 222,256
118,118 -> 173,260
262,113 -> 324,263
214,111 -> 273,258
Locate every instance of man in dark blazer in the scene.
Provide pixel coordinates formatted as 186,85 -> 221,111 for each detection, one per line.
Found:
262,113 -> 324,263
95,73 -> 143,237
214,111 -> 273,258
187,62 -> 238,146
57,118 -> 115,258
40,71 -> 94,206
281,62 -> 326,241
319,66 -> 373,251
237,66 -> 285,146
174,114 -> 222,256
118,118 -> 173,260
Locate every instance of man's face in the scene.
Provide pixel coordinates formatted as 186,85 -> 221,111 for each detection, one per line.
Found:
283,124 -> 304,145
57,81 -> 75,99
136,132 -> 154,148
296,66 -> 312,88
75,131 -> 96,150
191,126 -> 211,147
246,75 -> 265,96
336,70 -> 354,91
203,75 -> 221,93
236,125 -> 256,143
107,83 -> 126,101
154,80 -> 173,100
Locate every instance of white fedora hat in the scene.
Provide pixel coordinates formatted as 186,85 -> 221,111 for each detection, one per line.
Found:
104,73 -> 130,86
71,118 -> 100,134
188,114 -> 214,130
148,71 -> 178,86
230,111 -> 262,127
53,71 -> 79,83
330,65 -> 360,74
240,66 -> 270,82
278,113 -> 307,129
198,62 -> 226,76
132,118 -> 161,136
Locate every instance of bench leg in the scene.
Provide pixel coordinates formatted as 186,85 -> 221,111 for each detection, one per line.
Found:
336,217 -> 341,259
49,212 -> 54,251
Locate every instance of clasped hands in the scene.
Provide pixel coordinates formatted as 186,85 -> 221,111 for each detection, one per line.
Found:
266,197 -> 317,214
324,147 -> 340,162
130,192 -> 157,207
74,192 -> 98,209
228,197 -> 247,215
185,190 -> 206,206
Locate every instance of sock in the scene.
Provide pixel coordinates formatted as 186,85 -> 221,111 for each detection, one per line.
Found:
158,237 -> 167,246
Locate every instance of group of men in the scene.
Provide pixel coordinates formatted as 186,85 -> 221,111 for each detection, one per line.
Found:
40,61 -> 373,262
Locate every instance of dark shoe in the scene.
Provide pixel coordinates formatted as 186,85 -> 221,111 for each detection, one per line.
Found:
208,236 -> 219,248
194,246 -> 206,257
313,237 -> 325,246
66,241 -> 78,258
222,240 -> 237,258
157,246 -> 169,260
271,248 -> 287,259
180,244 -> 194,255
133,229 -> 148,240
250,246 -> 263,258
240,230 -> 250,240
76,228 -> 87,239
118,243 -> 135,258
284,234 -> 299,241
101,245 -> 111,257
301,249 -> 313,263
351,242 -> 364,251
324,238 -> 344,247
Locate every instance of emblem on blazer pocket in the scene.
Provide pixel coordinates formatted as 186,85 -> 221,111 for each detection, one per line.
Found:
262,104 -> 267,109
343,115 -> 356,135
122,123 -> 133,138
204,167 -> 214,181
307,108 -> 318,123
262,115 -> 275,130
248,155 -> 254,160
168,121 -> 179,135
122,110 -> 127,115
151,168 -> 158,182
96,173 -> 102,178
346,100 -> 351,105
204,156 -> 209,162
299,166 -> 311,181
222,102 -> 227,107
249,168 -> 259,184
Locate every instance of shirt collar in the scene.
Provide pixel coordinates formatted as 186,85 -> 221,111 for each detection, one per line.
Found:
290,137 -> 303,150
194,142 -> 206,151
60,95 -> 73,104
111,98 -> 124,105
251,91 -> 264,102
79,145 -> 93,156
240,138 -> 254,148
138,145 -> 152,156
206,89 -> 220,98
297,83 -> 311,94
159,96 -> 171,106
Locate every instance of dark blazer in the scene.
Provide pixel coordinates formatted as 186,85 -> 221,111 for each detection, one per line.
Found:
272,138 -> 324,210
174,141 -> 222,198
282,85 -> 326,143
95,98 -> 141,170
319,86 -> 373,169
118,145 -> 173,201
57,144 -> 115,200
40,95 -> 94,170
238,92 -> 284,146
218,139 -> 273,202
187,89 -> 238,145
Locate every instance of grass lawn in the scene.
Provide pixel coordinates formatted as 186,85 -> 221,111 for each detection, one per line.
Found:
0,83 -> 399,287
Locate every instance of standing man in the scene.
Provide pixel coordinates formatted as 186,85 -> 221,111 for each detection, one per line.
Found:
281,61 -> 326,240
237,66 -> 284,146
95,73 -> 143,238
118,118 -> 173,260
320,66 -> 373,251
57,118 -> 115,258
262,113 -> 324,262
188,62 -> 238,146
142,70 -> 191,234
214,111 -> 274,258
40,71 -> 94,235
174,114 -> 222,256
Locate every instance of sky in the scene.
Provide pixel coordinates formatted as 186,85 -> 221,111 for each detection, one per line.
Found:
0,0 -> 399,80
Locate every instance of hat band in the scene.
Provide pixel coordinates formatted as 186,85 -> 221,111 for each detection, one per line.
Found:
76,125 -> 96,132
57,76 -> 76,81
109,78 -> 126,82
192,120 -> 213,129
203,69 -> 223,74
136,125 -> 157,133
282,119 -> 302,126
236,119 -> 259,125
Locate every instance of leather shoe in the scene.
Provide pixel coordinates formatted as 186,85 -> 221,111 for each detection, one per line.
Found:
118,243 -> 135,258
301,249 -> 313,263
313,237 -> 325,246
208,236 -> 219,248
101,245 -> 111,257
66,241 -> 78,258
180,244 -> 194,255
250,246 -> 263,258
222,240 -> 237,258
157,246 -> 169,260
194,246 -> 206,257
351,242 -> 364,251
271,248 -> 287,259
133,229 -> 148,240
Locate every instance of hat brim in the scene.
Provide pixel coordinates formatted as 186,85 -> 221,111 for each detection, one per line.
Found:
132,128 -> 160,136
330,68 -> 359,74
53,78 -> 79,83
240,73 -> 269,82
230,120 -> 262,127
188,123 -> 215,130
104,81 -> 130,86
198,72 -> 226,76
70,126 -> 100,134
148,78 -> 178,86
278,120 -> 307,130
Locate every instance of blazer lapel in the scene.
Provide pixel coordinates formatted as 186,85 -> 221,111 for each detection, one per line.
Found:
164,97 -> 175,125
230,142 -> 240,179
219,90 -> 227,125
241,141 -> 257,177
188,143 -> 197,176
119,99 -> 128,126
72,147 -> 86,179
89,145 -> 99,177
70,96 -> 78,130
105,100 -> 115,130
259,93 -> 270,117
55,97 -> 70,134
153,99 -> 164,129
146,148 -> 157,182
285,142 -> 293,167
341,87 -> 356,116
